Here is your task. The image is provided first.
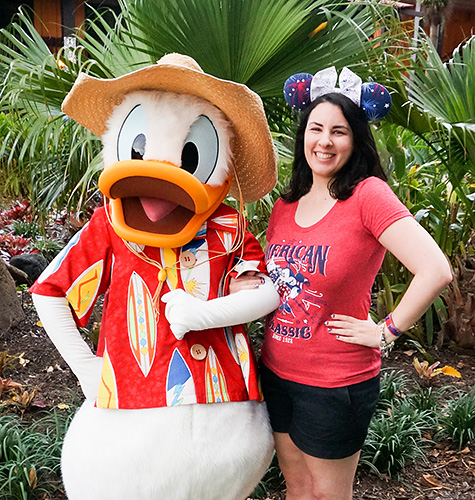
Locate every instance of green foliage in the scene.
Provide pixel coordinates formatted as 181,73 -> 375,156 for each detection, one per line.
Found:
371,115 -> 471,347
405,34 -> 475,224
0,0 -> 406,215
408,384 -> 446,413
0,7 -> 102,215
360,400 -> 436,477
28,239 -> 64,263
439,388 -> 475,449
0,405 -> 76,500
123,0 -> 403,95
8,221 -> 41,239
377,368 -> 412,411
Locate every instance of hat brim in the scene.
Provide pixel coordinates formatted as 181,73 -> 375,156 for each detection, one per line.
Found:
62,62 -> 277,202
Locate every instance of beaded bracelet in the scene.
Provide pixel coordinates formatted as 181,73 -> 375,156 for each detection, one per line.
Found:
384,313 -> 404,337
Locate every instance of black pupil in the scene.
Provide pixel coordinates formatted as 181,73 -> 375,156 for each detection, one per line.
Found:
181,142 -> 199,174
131,134 -> 146,160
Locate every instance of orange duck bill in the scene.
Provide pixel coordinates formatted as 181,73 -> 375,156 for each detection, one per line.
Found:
98,159 -> 231,248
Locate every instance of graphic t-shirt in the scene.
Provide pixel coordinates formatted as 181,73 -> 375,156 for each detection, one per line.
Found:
261,176 -> 412,388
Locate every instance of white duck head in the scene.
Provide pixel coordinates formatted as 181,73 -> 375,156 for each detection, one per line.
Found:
99,90 -> 234,247
62,53 -> 277,248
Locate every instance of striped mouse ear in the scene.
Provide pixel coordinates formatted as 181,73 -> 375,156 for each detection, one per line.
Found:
360,82 -> 392,122
283,73 -> 313,111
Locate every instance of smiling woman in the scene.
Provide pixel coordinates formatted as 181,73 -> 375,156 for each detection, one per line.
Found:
231,67 -> 453,500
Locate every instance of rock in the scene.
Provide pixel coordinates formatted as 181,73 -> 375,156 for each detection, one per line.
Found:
0,258 -> 25,332
6,262 -> 29,285
9,253 -> 48,285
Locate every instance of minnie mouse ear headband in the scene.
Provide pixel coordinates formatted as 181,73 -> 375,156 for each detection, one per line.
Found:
283,66 -> 392,122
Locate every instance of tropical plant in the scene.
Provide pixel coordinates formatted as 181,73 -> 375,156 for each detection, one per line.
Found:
407,384 -> 446,414
441,231 -> 475,348
438,388 -> 475,449
0,0 -> 408,215
0,7 -> 102,216
404,34 -> 475,224
360,400 -> 436,477
377,368 -> 412,411
400,34 -> 475,348
0,405 -> 78,500
412,357 -> 461,386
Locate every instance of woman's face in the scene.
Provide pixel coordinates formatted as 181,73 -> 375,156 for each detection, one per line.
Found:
304,102 -> 354,182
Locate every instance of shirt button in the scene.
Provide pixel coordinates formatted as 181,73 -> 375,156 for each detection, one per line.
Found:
180,250 -> 197,268
190,344 -> 207,360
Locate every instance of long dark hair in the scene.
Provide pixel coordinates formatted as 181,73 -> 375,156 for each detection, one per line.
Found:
282,93 -> 387,203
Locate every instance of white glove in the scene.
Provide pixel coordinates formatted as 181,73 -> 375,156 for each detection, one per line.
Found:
32,294 -> 103,401
161,274 -> 280,340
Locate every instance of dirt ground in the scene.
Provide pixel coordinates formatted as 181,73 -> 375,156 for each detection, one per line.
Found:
1,291 -> 474,500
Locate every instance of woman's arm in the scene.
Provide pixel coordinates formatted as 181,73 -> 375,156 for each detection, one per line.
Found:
326,217 -> 453,348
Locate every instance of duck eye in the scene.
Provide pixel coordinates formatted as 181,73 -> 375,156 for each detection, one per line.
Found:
181,142 -> 199,173
181,115 -> 219,183
131,134 -> 146,160
117,105 -> 147,161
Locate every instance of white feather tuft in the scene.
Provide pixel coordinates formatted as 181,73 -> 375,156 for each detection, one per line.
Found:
102,91 -> 234,186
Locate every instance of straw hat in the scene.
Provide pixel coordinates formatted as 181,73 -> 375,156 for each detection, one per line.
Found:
62,53 -> 277,203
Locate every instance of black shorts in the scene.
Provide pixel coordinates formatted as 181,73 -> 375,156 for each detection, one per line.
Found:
260,362 -> 380,460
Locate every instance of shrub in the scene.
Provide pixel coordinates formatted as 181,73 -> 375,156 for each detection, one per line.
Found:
360,400 -> 436,477
438,388 -> 475,450
407,384 -> 446,414
0,405 -> 76,500
377,368 -> 412,411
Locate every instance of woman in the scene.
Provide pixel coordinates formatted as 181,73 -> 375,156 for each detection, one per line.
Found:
231,91 -> 452,500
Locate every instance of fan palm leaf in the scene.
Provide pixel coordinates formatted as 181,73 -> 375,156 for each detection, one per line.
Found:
403,33 -> 475,225
0,0 -> 407,214
113,0 -> 404,95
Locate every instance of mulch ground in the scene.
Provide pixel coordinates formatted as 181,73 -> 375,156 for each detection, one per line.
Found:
1,291 -> 474,500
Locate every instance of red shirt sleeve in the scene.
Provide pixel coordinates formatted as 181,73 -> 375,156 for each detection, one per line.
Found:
357,177 -> 412,239
29,207 -> 113,327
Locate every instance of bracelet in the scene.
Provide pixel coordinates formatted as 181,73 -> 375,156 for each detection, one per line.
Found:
384,313 -> 404,337
378,321 -> 393,357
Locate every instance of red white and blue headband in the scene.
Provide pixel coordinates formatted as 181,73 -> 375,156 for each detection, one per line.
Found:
284,66 -> 392,122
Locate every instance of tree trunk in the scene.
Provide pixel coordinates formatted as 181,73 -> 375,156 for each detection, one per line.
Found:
429,23 -> 439,49
442,255 -> 475,349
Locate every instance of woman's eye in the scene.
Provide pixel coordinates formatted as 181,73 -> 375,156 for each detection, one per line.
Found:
117,105 -> 147,161
181,115 -> 219,183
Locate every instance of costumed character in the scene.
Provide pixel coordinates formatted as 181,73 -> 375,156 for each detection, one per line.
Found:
30,53 -> 279,500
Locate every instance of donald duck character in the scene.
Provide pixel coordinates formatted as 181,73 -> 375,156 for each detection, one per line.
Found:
30,53 -> 279,500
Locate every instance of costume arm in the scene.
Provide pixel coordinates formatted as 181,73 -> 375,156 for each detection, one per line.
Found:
162,274 -> 280,340
32,293 -> 103,400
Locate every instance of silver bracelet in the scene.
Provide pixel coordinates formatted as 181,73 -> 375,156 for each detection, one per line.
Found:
378,321 -> 393,358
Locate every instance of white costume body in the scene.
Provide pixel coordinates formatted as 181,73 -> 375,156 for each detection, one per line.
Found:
32,90 -> 278,500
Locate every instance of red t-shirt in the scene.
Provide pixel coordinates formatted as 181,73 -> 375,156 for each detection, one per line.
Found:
261,176 -> 412,388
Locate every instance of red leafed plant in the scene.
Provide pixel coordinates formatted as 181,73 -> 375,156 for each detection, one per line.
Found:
0,233 -> 31,257
0,201 -> 31,228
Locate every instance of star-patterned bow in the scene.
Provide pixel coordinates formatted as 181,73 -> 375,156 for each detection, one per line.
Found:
310,66 -> 362,106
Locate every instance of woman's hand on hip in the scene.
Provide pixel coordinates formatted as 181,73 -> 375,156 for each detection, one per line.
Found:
325,314 -> 380,348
